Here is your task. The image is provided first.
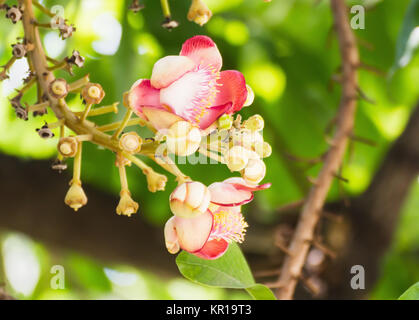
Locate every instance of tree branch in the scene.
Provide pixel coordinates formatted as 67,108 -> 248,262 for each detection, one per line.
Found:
276,0 -> 359,299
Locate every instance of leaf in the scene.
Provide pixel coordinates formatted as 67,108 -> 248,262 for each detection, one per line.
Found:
399,282 -> 419,300
176,243 -> 276,300
246,284 -> 277,300
391,0 -> 419,74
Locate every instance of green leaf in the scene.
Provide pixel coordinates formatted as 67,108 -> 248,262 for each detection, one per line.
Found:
399,282 -> 419,300
246,284 -> 277,300
176,243 -> 276,300
391,0 -> 419,74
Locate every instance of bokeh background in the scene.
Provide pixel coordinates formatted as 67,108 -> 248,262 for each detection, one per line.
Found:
0,0 -> 418,299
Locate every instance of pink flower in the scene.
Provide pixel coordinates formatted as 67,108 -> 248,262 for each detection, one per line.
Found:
125,36 -> 249,130
164,178 -> 271,259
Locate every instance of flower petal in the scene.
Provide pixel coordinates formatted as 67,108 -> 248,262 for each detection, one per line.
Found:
126,79 -> 161,113
141,106 -> 183,130
208,177 -> 271,207
151,55 -> 196,89
174,210 -> 213,253
214,70 -> 248,114
198,103 -> 231,129
193,239 -> 229,260
180,35 -> 222,71
164,216 -> 180,254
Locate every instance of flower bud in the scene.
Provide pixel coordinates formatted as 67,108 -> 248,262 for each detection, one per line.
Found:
119,132 -> 142,154
242,159 -> 266,185
187,0 -> 212,26
58,137 -> 79,158
145,169 -> 168,193
65,181 -> 87,211
82,83 -> 105,105
226,145 -> 249,172
116,190 -> 139,217
49,79 -> 69,99
243,84 -> 254,107
170,181 -> 211,218
166,121 -> 201,156
253,141 -> 272,158
217,114 -> 233,131
243,114 -> 264,131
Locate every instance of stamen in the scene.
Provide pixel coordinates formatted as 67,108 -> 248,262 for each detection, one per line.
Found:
209,208 -> 248,243
187,64 -> 220,124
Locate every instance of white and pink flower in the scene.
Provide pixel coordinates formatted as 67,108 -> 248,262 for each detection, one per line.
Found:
164,178 -> 271,259
125,35 -> 249,130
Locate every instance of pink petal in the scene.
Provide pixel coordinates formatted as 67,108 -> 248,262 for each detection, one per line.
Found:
141,106 -> 183,130
151,55 -> 196,89
198,103 -> 231,130
208,178 -> 271,207
180,35 -> 222,71
160,67 -> 218,125
193,239 -> 229,260
174,210 -> 213,253
214,70 -> 248,114
126,79 -> 161,114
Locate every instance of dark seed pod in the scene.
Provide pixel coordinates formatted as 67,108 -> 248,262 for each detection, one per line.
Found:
12,43 -> 27,58
36,124 -> 55,139
161,18 -> 179,30
6,6 -> 22,24
65,50 -> 85,68
15,105 -> 28,121
51,159 -> 67,173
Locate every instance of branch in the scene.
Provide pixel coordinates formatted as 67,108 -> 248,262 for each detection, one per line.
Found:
275,0 -> 359,299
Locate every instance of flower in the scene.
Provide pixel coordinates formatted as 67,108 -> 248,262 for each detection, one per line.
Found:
116,190 -> 139,217
164,178 -> 270,259
169,181 -> 211,218
166,121 -> 202,156
125,36 -> 250,131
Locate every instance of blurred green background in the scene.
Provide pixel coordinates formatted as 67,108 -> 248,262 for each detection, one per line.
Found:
0,0 -> 418,299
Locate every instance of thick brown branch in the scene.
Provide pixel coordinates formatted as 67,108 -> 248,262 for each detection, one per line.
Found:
276,0 -> 359,299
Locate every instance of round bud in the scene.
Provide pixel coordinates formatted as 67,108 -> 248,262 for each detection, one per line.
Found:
226,145 -> 249,172
217,114 -> 233,131
49,79 -> 69,99
243,114 -> 264,132
242,159 -> 266,185
187,0 -> 212,26
166,121 -> 201,156
254,141 -> 272,158
170,181 -> 211,218
119,132 -> 142,154
243,84 -> 254,107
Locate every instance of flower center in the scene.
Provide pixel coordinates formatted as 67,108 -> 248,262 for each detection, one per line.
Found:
159,64 -> 220,125
209,208 -> 248,243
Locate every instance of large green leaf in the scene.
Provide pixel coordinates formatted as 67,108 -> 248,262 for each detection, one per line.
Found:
399,282 -> 419,300
391,0 -> 419,73
176,243 -> 276,300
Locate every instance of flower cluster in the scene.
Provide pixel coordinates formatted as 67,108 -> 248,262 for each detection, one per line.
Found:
124,36 -> 272,259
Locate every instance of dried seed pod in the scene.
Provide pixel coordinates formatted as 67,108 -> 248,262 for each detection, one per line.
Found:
14,105 -> 28,121
65,50 -> 85,68
129,0 -> 144,13
10,93 -> 23,109
81,83 -> 105,105
6,5 -> 22,24
119,132 -> 142,154
12,43 -> 27,58
58,136 -> 79,157
59,23 -> 76,39
51,159 -> 67,173
36,124 -> 55,139
49,78 -> 69,99
187,0 -> 212,26
162,18 -> 179,30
